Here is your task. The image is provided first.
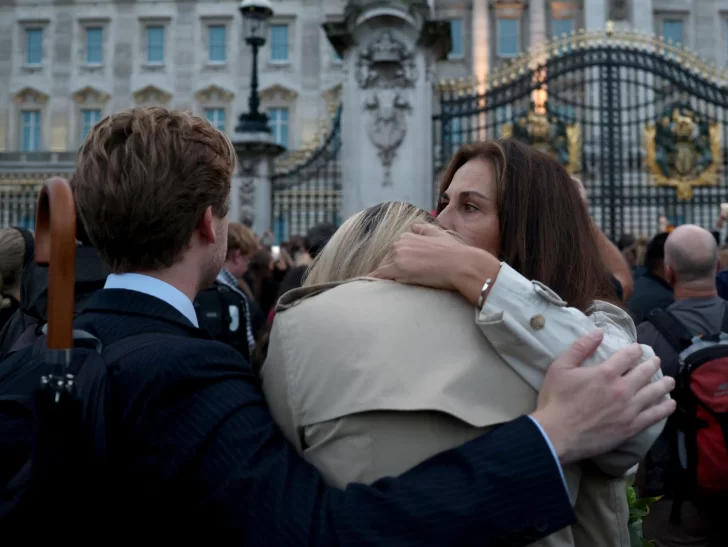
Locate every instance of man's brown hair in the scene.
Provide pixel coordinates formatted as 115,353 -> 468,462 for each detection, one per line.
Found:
72,106 -> 236,273
437,139 -> 617,312
227,222 -> 258,258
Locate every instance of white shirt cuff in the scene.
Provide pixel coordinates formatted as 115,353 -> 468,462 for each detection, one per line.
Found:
527,415 -> 569,495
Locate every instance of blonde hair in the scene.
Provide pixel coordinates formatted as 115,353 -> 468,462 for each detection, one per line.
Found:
227,222 -> 258,257
304,202 -> 437,286
0,228 -> 26,308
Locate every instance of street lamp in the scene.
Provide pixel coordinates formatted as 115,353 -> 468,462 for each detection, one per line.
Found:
236,0 -> 274,133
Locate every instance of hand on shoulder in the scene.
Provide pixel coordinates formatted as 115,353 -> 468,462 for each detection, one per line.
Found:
532,330 -> 675,465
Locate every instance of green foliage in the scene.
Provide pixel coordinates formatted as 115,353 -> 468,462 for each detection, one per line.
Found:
627,483 -> 661,547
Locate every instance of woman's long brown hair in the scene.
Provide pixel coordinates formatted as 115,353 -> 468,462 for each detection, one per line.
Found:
437,139 -> 618,312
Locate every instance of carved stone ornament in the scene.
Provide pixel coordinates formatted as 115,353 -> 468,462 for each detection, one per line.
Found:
259,84 -> 298,101
356,31 -> 418,90
365,93 -> 411,185
238,158 -> 258,226
133,85 -> 172,105
13,86 -> 49,106
644,102 -> 722,200
356,31 -> 417,186
72,86 -> 110,105
195,84 -> 235,104
608,0 -> 630,21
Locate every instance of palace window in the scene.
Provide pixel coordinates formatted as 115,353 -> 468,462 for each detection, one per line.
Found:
21,110 -> 41,152
81,109 -> 102,141
449,19 -> 464,58
205,108 -> 226,132
662,20 -> 683,44
86,27 -> 103,64
496,18 -> 519,57
552,17 -> 574,38
270,24 -> 289,62
26,28 -> 43,65
147,25 -> 165,63
209,25 -> 227,63
269,108 -> 289,148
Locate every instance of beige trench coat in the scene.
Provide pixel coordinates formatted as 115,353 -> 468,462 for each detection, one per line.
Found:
262,263 -> 666,547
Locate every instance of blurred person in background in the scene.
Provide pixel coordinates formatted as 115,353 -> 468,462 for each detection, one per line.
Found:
629,233 -> 675,323
0,217 -> 107,359
194,222 -> 266,363
0,227 -> 34,332
276,223 -> 338,300
572,177 -> 634,302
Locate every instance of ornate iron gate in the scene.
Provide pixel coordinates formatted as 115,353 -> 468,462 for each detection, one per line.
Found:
433,27 -> 728,241
271,106 -> 342,243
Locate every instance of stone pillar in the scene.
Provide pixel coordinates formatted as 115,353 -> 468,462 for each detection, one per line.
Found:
585,0 -> 607,30
232,131 -> 284,234
325,0 -> 449,218
472,0 -> 489,91
529,0 -> 547,49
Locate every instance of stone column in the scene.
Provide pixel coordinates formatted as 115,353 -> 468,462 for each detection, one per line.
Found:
529,0 -> 547,49
472,0 -> 489,89
325,0 -> 449,218
232,131 -> 284,233
585,0 -> 607,30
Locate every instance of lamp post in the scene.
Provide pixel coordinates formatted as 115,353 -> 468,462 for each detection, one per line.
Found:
236,0 -> 274,134
232,0 -> 283,234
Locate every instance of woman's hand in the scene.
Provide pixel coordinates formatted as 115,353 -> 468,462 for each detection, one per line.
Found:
370,223 -> 501,306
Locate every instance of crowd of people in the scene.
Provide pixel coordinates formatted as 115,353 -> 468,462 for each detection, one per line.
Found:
0,105 -> 725,546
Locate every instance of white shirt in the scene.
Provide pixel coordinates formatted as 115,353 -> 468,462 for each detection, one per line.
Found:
104,273 -> 199,328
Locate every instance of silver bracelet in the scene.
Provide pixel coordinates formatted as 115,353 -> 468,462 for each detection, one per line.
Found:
477,278 -> 493,310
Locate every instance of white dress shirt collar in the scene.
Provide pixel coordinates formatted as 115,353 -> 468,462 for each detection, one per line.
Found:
104,273 -> 199,327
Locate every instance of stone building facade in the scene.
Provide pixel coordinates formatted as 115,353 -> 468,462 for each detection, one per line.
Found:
1,0 -> 726,157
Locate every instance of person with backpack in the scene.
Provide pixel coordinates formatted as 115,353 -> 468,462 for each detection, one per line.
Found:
0,217 -> 108,360
194,222 -> 265,364
637,224 -> 728,546
0,107 -> 676,545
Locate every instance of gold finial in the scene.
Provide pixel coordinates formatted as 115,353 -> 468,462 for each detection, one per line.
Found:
605,20 -> 615,36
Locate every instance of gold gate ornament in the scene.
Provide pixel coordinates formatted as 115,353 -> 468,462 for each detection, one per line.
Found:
644,103 -> 722,200
501,102 -> 582,174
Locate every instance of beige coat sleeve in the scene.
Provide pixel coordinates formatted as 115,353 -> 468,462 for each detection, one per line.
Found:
475,263 -> 667,477
259,321 -> 304,453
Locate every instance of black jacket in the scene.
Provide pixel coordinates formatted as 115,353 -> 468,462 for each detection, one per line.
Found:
0,245 -> 107,359
0,287 -> 574,545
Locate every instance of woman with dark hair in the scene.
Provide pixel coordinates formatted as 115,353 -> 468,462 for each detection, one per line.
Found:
262,140 -> 670,547
373,139 -> 620,312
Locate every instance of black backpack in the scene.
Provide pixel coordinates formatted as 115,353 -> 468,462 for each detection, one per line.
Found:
647,309 -> 728,523
0,329 -> 165,531
194,282 -> 251,360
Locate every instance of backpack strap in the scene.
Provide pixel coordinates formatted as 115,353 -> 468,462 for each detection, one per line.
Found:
647,309 -> 694,353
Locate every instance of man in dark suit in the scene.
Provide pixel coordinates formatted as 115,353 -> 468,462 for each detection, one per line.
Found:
16,107 -> 673,545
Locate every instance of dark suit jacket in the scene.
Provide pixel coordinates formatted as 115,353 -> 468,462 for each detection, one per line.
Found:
8,288 -> 575,545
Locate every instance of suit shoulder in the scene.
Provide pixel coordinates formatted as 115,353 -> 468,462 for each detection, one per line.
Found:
112,334 -> 251,380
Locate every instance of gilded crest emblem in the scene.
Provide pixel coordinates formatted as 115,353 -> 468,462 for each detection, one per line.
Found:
501,101 -> 583,174
644,102 -> 722,200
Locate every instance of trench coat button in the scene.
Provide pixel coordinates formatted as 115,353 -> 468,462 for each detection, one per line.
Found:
529,314 -> 546,330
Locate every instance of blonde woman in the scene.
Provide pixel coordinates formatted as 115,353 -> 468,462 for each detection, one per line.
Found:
262,199 -> 665,547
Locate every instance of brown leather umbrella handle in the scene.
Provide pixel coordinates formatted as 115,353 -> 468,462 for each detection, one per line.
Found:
35,177 -> 77,350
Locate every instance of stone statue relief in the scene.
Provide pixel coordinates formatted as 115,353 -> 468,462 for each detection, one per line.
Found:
608,0 -> 630,21
356,31 -> 418,186
238,158 -> 257,227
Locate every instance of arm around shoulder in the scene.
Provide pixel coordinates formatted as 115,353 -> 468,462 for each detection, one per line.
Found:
156,350 -> 576,545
